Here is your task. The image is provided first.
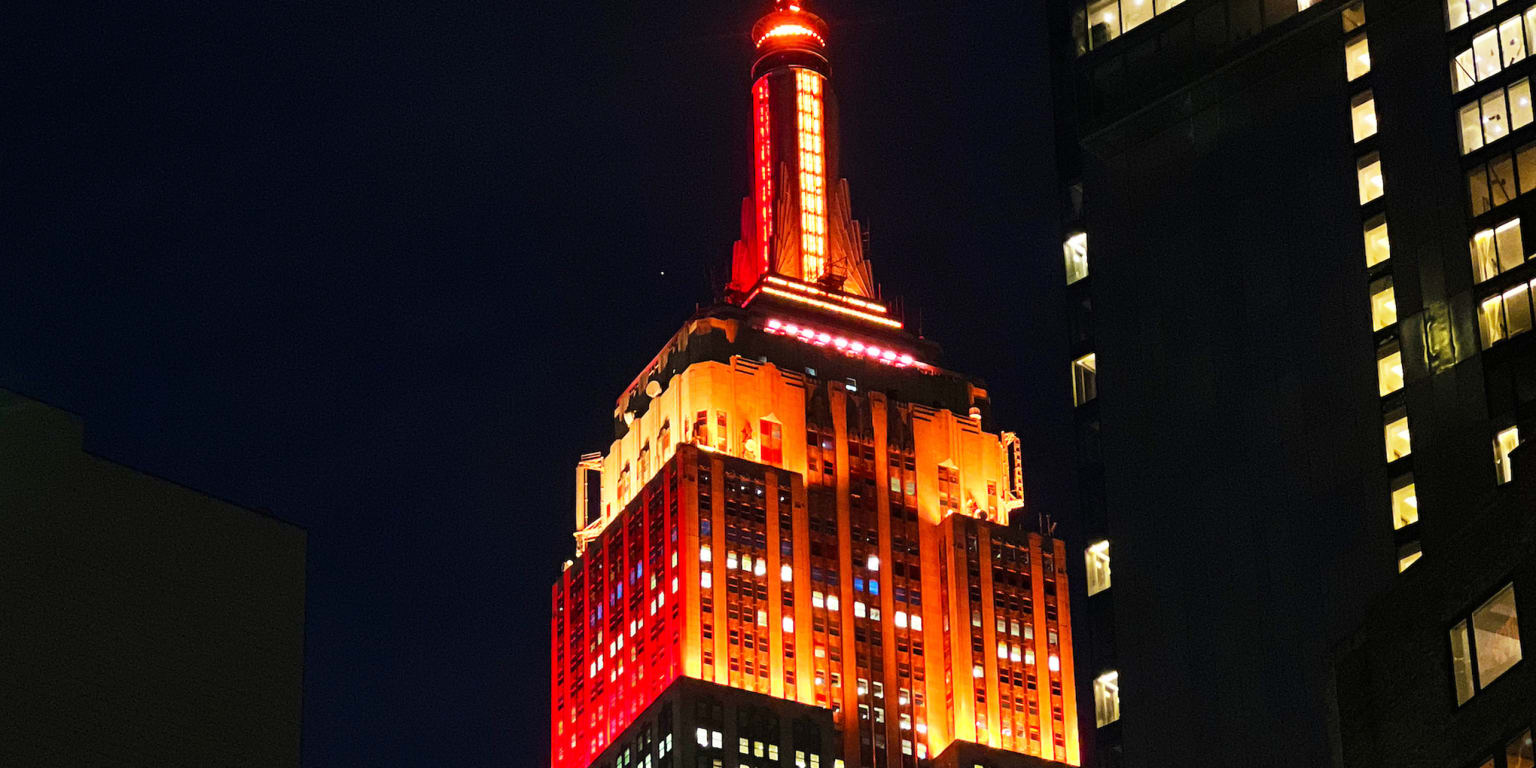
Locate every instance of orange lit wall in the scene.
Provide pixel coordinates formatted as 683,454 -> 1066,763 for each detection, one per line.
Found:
795,69 -> 827,282
551,360 -> 1079,768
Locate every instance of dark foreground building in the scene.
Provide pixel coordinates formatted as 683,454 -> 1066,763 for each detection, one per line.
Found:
1045,0 -> 1536,762
0,390 -> 306,767
1332,446 -> 1533,768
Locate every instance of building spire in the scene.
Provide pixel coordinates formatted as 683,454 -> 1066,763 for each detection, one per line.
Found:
730,0 -> 878,302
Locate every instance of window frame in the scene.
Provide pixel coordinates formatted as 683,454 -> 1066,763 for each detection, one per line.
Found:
1448,580 -> 1525,707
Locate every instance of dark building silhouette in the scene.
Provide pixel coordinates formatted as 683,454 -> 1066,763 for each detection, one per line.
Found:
1,390 -> 306,767
1044,0 -> 1536,763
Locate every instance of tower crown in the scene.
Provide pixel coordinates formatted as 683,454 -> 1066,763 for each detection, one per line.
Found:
731,1 -> 884,326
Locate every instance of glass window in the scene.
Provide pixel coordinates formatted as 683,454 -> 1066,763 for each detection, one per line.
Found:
1357,152 -> 1385,204
1346,34 -> 1371,81
1501,15 -> 1528,66
1472,584 -> 1523,687
1504,282 -> 1534,338
1343,1 -> 1366,30
1463,101 -> 1488,153
1384,410 -> 1412,461
1509,730 -> 1534,768
1473,226 -> 1502,282
1370,276 -> 1397,331
1448,0 -> 1470,29
1497,217 -> 1524,272
1455,48 -> 1478,92
1122,0 -> 1154,32
1512,78 -> 1534,129
1351,90 -> 1378,141
1483,89 -> 1512,144
1471,164 -> 1494,216
1482,293 -> 1509,347
1088,0 -> 1122,47
1156,0 -> 1185,13
1472,0 -> 1496,23
1398,540 -> 1423,571
1364,215 -> 1391,267
1377,340 -> 1404,395
1495,424 -> 1521,484
1475,26 -> 1503,80
1085,540 -> 1111,596
1074,7 -> 1090,55
1390,474 -> 1418,529
1518,142 -> 1536,193
1452,619 -> 1477,704
1064,231 -> 1089,284
1072,353 -> 1098,406
1528,7 -> 1536,53
1491,153 -> 1517,207
1093,671 -> 1121,727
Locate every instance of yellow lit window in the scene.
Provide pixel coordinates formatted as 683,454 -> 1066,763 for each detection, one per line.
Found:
1345,34 -> 1371,81
1084,540 -> 1111,596
1507,730 -> 1533,768
1369,276 -> 1397,331
1087,0 -> 1121,46
1351,91 -> 1378,142
1072,353 -> 1098,406
1495,425 -> 1521,484
1475,27 -> 1503,80
1343,1 -> 1366,31
1384,411 -> 1412,461
1481,282 -> 1535,348
1512,78 -> 1534,128
1398,541 -> 1423,572
1390,475 -> 1418,529
1093,671 -> 1121,727
1461,100 -> 1488,153
1364,215 -> 1391,267
1501,16 -> 1527,67
1063,231 -> 1089,284
1447,0 -> 1470,29
1357,152 -> 1384,204
1376,341 -> 1404,395
1121,0 -> 1153,33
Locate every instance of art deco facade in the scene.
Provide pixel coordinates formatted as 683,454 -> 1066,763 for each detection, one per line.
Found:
550,5 -> 1080,768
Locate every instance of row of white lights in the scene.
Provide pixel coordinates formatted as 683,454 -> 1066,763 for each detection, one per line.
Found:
763,318 -> 920,367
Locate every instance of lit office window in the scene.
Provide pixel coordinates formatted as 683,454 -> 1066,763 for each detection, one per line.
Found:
1478,26 -> 1502,79
1376,341 -> 1404,395
1398,541 -> 1423,571
1093,671 -> 1121,727
1370,276 -> 1397,331
1072,353 -> 1098,406
1466,153 -> 1516,216
1351,91 -> 1378,142
1495,425 -> 1521,484
1346,34 -> 1371,80
1451,583 -> 1523,704
1503,15 -> 1530,65
1084,540 -> 1111,596
1470,218 -> 1525,282
1364,215 -> 1391,267
1508,730 -> 1534,768
1343,1 -> 1366,31
1478,281 -> 1535,348
1446,0 -> 1471,29
1086,0 -> 1122,46
1063,231 -> 1089,284
1357,152 -> 1385,204
1384,410 -> 1412,462
1456,81 -> 1532,154
1122,0 -> 1154,33
1390,475 -> 1418,529
1520,142 -> 1536,195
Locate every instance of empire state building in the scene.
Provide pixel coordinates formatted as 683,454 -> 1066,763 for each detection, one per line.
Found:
550,4 -> 1080,767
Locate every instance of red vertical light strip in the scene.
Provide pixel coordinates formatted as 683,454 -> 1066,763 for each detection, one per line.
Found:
795,69 -> 826,282
754,77 -> 774,278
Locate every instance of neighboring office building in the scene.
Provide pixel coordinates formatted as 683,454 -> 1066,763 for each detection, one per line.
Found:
1044,0 -> 1536,761
1331,445 -> 1533,768
0,390 -> 306,767
549,4 -> 1081,768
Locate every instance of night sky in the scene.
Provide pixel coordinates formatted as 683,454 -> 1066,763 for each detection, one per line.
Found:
6,1 -> 1069,764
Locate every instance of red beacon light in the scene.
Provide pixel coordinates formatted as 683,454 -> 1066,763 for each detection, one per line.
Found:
761,318 -> 924,369
752,3 -> 830,52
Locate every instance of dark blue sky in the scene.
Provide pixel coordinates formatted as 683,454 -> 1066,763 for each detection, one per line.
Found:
5,1 -> 1068,764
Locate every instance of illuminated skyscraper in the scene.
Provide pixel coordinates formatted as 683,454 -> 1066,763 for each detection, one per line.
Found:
549,4 -> 1080,768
